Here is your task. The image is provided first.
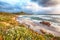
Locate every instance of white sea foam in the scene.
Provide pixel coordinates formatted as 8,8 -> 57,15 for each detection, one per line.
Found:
17,15 -> 60,36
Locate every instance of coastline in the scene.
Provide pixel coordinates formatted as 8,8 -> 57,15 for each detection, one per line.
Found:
16,15 -> 60,37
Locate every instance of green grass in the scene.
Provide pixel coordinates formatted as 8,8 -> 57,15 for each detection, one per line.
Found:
2,26 -> 46,40
0,12 -> 60,40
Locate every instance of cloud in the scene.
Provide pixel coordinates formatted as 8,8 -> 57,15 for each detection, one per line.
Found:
0,0 -> 60,14
31,0 -> 60,7
0,0 -> 31,12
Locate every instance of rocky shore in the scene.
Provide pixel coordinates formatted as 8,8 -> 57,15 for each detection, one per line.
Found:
16,16 -> 60,37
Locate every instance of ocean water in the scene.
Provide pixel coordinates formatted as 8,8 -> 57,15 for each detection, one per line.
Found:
18,15 -> 60,26
17,15 -> 60,36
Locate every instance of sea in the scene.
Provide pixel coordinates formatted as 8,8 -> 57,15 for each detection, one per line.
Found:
17,15 -> 60,26
16,15 -> 60,36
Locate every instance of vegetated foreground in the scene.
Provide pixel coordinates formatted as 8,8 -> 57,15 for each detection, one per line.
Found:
0,12 -> 60,40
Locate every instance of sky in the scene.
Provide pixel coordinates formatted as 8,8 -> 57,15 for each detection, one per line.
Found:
0,0 -> 60,14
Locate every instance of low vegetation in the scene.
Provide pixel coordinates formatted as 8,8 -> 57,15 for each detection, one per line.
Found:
0,12 -> 60,40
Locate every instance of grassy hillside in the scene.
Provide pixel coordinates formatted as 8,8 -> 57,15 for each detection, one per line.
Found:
13,12 -> 28,15
0,12 -> 60,40
0,12 -> 28,15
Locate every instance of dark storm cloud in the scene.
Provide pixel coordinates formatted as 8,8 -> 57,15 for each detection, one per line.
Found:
31,0 -> 60,7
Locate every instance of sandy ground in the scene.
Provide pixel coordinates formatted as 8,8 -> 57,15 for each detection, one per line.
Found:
17,18 -> 60,37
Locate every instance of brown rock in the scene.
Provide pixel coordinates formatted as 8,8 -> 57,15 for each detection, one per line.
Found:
40,21 -> 51,27
40,29 -> 46,34
51,37 -> 58,40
